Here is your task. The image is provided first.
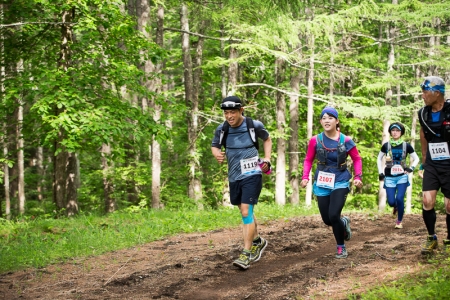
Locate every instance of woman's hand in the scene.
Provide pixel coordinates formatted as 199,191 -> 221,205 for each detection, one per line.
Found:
300,179 -> 309,188
354,179 -> 363,188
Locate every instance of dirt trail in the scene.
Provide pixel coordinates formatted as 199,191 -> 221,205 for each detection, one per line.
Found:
0,213 -> 446,300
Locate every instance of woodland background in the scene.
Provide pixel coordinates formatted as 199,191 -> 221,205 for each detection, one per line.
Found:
1,0 -> 450,219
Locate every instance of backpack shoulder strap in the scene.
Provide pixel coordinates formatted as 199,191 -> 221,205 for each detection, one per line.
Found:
316,133 -> 323,147
219,121 -> 229,149
339,133 -> 345,145
245,117 -> 259,150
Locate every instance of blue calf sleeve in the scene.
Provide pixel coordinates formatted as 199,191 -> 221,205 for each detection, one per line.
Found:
242,204 -> 254,224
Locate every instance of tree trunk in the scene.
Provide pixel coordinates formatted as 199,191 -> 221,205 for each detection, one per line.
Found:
289,67 -> 301,205
102,144 -> 115,213
181,3 -> 202,208
65,153 -> 78,216
378,120 -> 390,211
305,31 -> 315,207
405,110 -> 418,214
53,8 -> 78,215
275,56 -> 286,205
37,146 -> 44,202
17,88 -> 25,214
2,123 -> 10,219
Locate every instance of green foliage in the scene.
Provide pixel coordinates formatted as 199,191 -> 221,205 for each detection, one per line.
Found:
350,256 -> 450,299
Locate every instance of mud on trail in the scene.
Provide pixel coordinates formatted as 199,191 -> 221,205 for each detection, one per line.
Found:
0,213 -> 447,300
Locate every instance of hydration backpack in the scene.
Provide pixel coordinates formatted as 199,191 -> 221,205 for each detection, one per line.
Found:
418,100 -> 450,142
219,117 -> 259,150
316,132 -> 347,171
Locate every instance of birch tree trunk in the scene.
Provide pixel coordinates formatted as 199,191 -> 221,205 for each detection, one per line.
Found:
220,46 -> 239,207
275,56 -> 286,205
378,120 -> 390,211
151,4 -> 164,209
16,80 -> 25,214
102,144 -> 115,213
305,30 -> 315,207
405,110 -> 418,214
181,4 -> 202,208
0,4 -> 9,218
288,67 -> 301,205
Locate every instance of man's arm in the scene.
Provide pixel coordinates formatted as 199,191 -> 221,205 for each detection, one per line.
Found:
419,128 -> 428,165
262,136 -> 272,161
211,146 -> 226,164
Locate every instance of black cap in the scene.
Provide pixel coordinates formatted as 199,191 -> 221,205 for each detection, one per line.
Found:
220,96 -> 242,110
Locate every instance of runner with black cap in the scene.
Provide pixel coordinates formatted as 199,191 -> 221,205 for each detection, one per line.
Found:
211,96 -> 272,269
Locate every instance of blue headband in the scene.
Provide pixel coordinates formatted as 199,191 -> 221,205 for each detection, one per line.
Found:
420,80 -> 445,94
320,107 -> 338,119
389,124 -> 401,131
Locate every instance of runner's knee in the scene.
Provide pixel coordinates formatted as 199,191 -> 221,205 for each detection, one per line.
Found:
241,204 -> 254,224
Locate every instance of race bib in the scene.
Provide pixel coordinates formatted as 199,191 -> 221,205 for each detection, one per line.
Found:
317,171 -> 335,189
240,156 -> 259,175
429,142 -> 450,160
391,164 -> 404,175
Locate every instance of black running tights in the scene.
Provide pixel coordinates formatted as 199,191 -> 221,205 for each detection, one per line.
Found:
317,188 -> 349,245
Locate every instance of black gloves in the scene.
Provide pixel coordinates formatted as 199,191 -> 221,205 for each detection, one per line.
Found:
379,173 -> 385,181
404,167 -> 414,173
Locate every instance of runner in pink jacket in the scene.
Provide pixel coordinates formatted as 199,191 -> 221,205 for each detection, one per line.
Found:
301,106 -> 363,259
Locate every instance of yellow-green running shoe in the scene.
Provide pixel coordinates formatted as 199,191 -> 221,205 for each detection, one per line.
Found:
233,251 -> 251,269
250,237 -> 268,262
443,239 -> 450,254
421,235 -> 438,255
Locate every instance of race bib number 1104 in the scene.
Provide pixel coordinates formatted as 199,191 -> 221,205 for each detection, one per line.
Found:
429,142 -> 450,160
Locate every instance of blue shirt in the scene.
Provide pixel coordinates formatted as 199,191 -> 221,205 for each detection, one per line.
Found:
212,117 -> 269,182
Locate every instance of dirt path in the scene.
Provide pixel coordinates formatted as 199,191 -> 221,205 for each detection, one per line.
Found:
0,213 -> 446,300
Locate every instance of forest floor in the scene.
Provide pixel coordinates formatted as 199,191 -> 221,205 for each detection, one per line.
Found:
0,212 -> 448,300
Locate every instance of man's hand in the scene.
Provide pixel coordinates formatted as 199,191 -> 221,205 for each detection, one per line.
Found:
211,147 -> 226,164
215,151 -> 226,164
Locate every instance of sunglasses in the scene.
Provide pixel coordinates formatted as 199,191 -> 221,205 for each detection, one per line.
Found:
221,101 -> 242,108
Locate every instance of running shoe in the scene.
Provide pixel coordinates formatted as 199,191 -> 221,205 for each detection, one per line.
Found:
443,239 -> 450,254
233,251 -> 251,269
342,216 -> 352,241
335,246 -> 348,259
250,237 -> 268,262
421,235 -> 438,255
394,221 -> 403,229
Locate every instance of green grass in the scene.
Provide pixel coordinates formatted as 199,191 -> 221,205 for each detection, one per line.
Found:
349,256 -> 450,300
0,203 -> 317,273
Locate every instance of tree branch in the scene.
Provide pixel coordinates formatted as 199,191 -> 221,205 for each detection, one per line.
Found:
0,22 -> 76,28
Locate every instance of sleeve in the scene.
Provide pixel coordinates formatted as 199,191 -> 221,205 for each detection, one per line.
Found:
406,143 -> 415,154
253,120 -> 270,141
380,142 -> 388,154
211,124 -> 223,148
347,144 -> 362,180
301,137 -> 317,180
377,151 -> 385,174
409,152 -> 420,169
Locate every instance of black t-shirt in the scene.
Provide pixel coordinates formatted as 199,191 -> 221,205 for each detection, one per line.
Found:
380,142 -> 414,177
